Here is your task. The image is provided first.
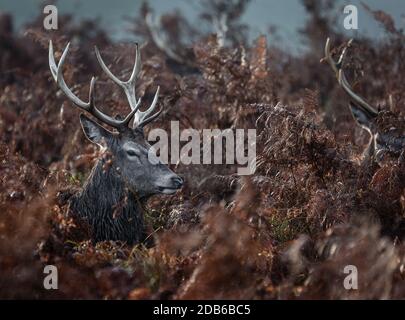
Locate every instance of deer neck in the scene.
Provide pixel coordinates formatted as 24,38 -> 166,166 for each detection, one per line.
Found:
69,160 -> 148,244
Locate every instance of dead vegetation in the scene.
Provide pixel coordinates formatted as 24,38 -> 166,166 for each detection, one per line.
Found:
0,0 -> 405,299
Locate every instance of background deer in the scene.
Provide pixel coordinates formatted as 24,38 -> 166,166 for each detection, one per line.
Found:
49,41 -> 183,244
324,38 -> 405,167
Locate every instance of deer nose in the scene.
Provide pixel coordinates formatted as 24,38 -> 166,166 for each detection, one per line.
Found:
171,176 -> 183,189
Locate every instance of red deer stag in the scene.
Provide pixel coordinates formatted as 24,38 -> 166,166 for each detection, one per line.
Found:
324,38 -> 405,166
49,41 -> 183,244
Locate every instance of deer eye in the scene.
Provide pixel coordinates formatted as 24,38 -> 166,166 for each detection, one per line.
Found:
126,149 -> 140,157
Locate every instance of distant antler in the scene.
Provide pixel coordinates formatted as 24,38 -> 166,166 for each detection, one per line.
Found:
145,12 -> 189,65
323,37 -> 378,116
212,12 -> 228,47
49,41 -> 161,130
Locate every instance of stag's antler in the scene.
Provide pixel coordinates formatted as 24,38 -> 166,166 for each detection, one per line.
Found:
323,37 -> 378,116
94,43 -> 161,128
145,13 -> 188,65
49,41 -> 161,130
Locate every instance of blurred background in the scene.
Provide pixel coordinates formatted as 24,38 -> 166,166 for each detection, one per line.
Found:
1,0 -> 405,52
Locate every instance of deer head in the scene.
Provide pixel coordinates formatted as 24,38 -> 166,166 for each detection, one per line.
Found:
324,38 -> 405,166
49,41 -> 183,197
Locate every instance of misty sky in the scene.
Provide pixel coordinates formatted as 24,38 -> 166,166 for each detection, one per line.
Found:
1,0 -> 404,51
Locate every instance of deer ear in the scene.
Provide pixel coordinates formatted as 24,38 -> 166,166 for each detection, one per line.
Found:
349,102 -> 376,132
79,114 -> 112,146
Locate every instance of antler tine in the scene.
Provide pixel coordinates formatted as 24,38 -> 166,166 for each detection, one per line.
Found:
135,86 -> 162,127
324,38 -> 378,116
94,44 -> 141,112
95,43 -> 162,129
50,41 -> 88,109
145,13 -> 187,64
338,70 -> 378,116
324,37 -> 350,77
49,40 -> 138,129
87,76 -> 140,127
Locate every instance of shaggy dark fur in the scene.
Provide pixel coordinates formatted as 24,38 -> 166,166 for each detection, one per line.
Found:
69,160 -> 148,245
